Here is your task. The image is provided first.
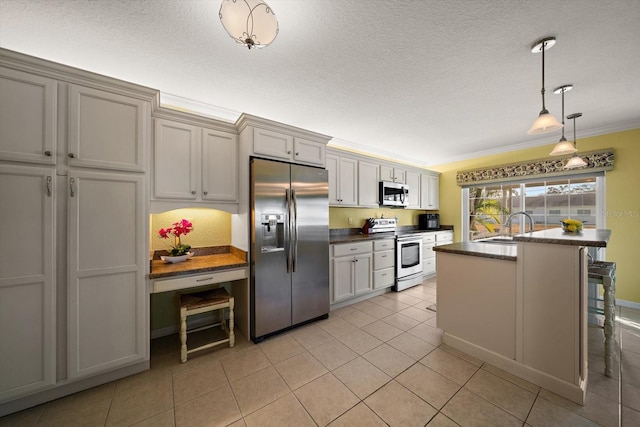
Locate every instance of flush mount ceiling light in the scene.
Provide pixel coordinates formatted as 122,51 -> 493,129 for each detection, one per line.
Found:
219,0 -> 279,49
549,84 -> 577,155
564,113 -> 588,169
528,37 -> 563,135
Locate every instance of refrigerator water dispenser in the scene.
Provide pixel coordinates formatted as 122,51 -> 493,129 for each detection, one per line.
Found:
260,214 -> 285,252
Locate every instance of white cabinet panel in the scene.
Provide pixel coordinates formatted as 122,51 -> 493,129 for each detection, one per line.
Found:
293,137 -> 325,166
354,254 -> 373,295
405,170 -> 421,209
373,250 -> 394,270
68,85 -> 148,172
0,67 -> 57,165
253,128 -> 293,160
358,160 -> 379,207
332,256 -> 355,302
153,118 -> 198,200
0,165 -> 55,400
326,154 -> 357,206
67,171 -> 146,379
420,174 -> 439,210
202,127 -> 238,202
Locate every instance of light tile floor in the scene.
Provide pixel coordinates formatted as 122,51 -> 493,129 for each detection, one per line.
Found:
3,277 -> 640,426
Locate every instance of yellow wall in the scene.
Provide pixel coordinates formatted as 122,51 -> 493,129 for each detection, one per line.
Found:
150,208 -> 231,253
329,207 -> 428,229
431,128 -> 640,303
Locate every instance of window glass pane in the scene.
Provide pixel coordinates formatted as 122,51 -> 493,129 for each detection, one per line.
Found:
467,176 -> 600,240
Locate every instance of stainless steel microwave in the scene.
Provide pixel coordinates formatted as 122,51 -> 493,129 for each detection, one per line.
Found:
379,181 -> 409,207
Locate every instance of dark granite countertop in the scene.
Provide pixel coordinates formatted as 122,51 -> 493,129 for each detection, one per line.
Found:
149,246 -> 248,279
513,228 -> 611,247
330,226 -> 454,244
433,241 -> 517,261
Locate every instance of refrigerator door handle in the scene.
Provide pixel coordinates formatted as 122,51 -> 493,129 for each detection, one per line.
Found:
292,189 -> 298,272
285,188 -> 291,273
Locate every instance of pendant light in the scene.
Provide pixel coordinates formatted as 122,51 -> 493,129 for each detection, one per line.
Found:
219,0 -> 279,49
549,85 -> 577,155
528,37 -> 563,134
564,113 -> 588,169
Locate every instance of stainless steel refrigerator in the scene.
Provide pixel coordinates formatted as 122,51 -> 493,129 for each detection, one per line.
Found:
250,158 -> 329,342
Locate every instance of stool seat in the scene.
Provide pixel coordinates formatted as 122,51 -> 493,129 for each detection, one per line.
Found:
179,287 -> 235,363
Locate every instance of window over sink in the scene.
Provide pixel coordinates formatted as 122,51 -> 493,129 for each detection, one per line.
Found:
463,175 -> 604,241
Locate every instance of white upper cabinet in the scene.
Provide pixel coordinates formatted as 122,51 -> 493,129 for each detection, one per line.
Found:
380,165 -> 406,184
405,170 -> 421,209
202,127 -> 238,202
0,67 -> 57,165
252,128 -> 326,166
326,153 -> 357,206
236,114 -> 330,168
421,174 -> 440,210
253,128 -> 293,161
68,85 -> 148,172
152,110 -> 238,208
358,160 -> 379,207
154,118 -> 198,200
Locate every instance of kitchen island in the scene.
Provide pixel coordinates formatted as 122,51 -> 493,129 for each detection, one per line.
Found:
434,228 -> 611,405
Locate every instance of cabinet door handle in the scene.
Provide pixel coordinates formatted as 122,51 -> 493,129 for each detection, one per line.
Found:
295,152 -> 299,156
44,150 -> 52,156
287,150 -> 291,154
46,176 -> 52,196
191,190 -> 196,195
196,277 -> 213,282
203,191 -> 208,195
68,153 -> 75,158
381,255 -> 387,258
382,273 -> 387,276
69,177 -> 75,197
350,248 -> 357,251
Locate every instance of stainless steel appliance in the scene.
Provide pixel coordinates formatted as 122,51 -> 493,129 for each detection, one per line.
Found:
395,233 -> 423,291
379,181 -> 408,207
250,158 -> 329,342
361,217 -> 397,234
419,213 -> 440,230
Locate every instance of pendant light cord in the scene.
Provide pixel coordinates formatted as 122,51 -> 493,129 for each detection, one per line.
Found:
540,41 -> 547,112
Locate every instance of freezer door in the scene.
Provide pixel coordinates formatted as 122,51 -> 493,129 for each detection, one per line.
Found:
251,159 -> 292,338
291,164 -> 330,325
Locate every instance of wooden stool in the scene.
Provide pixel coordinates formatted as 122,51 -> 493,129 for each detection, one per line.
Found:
179,287 -> 235,363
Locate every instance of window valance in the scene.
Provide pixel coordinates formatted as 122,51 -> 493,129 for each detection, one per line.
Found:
456,148 -> 614,186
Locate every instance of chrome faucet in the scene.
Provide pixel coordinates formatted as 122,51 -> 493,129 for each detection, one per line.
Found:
505,211 -> 534,234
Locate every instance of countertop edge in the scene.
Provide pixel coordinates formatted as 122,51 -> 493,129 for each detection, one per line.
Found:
148,261 -> 248,280
434,243 -> 517,261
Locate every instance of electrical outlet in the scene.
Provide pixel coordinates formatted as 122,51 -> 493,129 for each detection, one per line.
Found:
348,217 -> 353,225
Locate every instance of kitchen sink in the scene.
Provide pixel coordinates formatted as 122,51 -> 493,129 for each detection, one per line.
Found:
476,237 -> 517,245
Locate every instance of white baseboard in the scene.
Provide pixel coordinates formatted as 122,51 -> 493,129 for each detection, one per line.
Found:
616,299 -> 640,311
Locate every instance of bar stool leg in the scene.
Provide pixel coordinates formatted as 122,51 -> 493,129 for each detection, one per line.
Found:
229,298 -> 235,347
180,306 -> 188,363
602,274 -> 615,377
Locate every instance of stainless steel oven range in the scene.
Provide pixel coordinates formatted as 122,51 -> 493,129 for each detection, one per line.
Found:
395,233 -> 424,291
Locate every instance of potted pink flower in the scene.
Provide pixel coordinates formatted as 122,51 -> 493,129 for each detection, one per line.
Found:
158,219 -> 194,256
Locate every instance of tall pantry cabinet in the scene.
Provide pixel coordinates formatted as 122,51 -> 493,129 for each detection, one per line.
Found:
0,49 -> 156,409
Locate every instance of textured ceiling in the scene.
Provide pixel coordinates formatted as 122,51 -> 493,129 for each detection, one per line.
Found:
1,0 -> 639,167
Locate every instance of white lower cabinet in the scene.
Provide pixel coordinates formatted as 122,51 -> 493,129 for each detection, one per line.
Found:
423,231 -> 453,277
373,239 -> 395,289
331,241 -> 373,302
0,165 -> 56,401
67,171 -> 147,379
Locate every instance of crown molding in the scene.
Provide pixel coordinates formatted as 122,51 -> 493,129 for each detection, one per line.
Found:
160,93 -> 240,123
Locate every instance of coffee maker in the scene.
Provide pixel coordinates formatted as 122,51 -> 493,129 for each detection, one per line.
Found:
419,213 -> 440,230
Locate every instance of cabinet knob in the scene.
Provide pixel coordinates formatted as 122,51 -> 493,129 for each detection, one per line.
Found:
68,153 -> 75,158
295,152 -> 299,156
44,150 -> 52,156
191,190 -> 196,195
203,191 -> 208,195
287,151 -> 292,154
